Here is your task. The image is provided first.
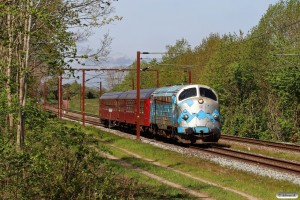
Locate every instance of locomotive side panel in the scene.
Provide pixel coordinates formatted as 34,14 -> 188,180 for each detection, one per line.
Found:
150,96 -> 174,130
150,85 -> 183,130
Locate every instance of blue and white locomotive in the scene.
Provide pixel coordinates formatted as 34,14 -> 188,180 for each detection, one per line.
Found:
149,84 -> 221,143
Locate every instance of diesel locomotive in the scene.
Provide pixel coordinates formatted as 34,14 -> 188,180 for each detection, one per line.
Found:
100,84 -> 221,143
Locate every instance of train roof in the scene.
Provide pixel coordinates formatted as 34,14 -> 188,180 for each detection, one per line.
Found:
100,85 -> 217,99
151,84 -> 216,97
151,85 -> 185,96
118,88 -> 157,99
99,91 -> 123,100
100,88 -> 156,100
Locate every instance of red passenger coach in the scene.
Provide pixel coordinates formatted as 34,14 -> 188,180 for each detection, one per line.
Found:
99,91 -> 123,126
118,89 -> 156,126
99,88 -> 156,128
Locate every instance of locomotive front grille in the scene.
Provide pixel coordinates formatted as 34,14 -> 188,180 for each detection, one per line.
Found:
180,126 -> 210,135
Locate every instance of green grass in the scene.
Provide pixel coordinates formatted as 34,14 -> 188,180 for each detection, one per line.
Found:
110,148 -> 244,200
69,98 -> 99,115
64,122 -> 300,200
103,158 -> 197,199
104,138 -> 291,200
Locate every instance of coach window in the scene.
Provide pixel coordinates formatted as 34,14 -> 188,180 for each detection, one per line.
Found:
119,100 -> 125,112
178,87 -> 197,101
199,87 -> 217,101
140,101 -> 144,114
126,101 -> 131,112
126,100 -> 135,112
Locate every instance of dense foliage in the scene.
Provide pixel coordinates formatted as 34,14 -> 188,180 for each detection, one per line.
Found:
115,0 -> 300,142
0,0 -> 119,150
0,108 -> 147,199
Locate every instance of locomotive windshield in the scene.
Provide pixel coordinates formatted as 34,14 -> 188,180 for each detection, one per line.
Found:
199,87 -> 217,101
179,87 -> 197,101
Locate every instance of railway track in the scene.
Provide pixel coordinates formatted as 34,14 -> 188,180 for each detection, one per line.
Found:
191,145 -> 300,176
45,107 -> 102,126
221,134 -> 300,153
45,106 -> 300,176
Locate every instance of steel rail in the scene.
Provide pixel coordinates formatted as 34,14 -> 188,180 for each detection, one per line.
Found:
191,145 -> 300,176
221,134 -> 300,153
45,107 -> 101,126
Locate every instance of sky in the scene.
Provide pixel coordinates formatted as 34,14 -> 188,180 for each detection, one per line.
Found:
71,0 -> 280,88
84,0 -> 280,66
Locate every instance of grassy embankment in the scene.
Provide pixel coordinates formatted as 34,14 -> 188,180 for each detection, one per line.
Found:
69,98 -> 99,114
66,121 -> 299,200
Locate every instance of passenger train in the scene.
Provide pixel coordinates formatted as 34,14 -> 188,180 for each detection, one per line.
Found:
100,84 -> 221,143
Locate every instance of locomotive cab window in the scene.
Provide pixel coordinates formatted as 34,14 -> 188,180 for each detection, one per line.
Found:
179,87 -> 197,101
199,87 -> 217,101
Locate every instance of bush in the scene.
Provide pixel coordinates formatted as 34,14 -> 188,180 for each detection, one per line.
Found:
0,111 -> 141,199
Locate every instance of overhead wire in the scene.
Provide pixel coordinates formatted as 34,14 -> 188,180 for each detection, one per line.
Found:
85,71 -> 106,82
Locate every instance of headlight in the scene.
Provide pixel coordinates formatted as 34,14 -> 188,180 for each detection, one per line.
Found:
183,114 -> 189,120
198,98 -> 204,104
213,114 -> 218,119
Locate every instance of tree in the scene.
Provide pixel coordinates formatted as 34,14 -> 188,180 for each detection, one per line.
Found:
0,0 -> 120,150
252,0 -> 300,141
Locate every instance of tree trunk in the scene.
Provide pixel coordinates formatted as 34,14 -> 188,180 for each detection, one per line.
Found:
6,0 -> 14,131
17,0 -> 32,151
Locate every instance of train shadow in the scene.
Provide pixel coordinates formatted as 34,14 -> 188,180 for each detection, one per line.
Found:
110,126 -> 232,149
192,142 -> 231,149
